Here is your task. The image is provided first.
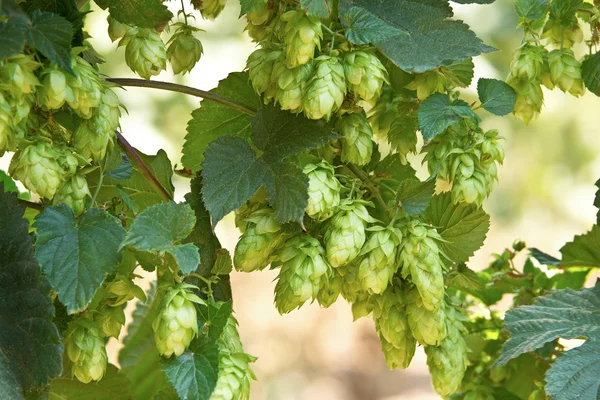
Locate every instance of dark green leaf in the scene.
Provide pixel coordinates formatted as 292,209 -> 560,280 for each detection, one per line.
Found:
560,225 -> 600,267
239,0 -> 268,15
34,205 -> 126,313
182,72 -> 261,173
300,0 -> 331,18
418,94 -> 479,140
26,10 -> 72,72
0,187 -> 62,392
197,300 -> 232,343
549,0 -> 583,26
515,0 -> 549,20
342,6 -> 407,45
445,263 -> 483,292
0,18 -> 28,59
582,52 -> 600,97
477,78 -> 517,116
49,365 -> 132,400
0,170 -> 19,193
105,153 -> 133,181
263,161 -> 308,223
21,0 -> 85,47
211,249 -> 233,275
396,178 -> 436,216
529,248 -> 561,266
104,0 -> 173,29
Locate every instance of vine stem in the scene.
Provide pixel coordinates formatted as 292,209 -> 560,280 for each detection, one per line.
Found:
116,131 -> 174,202
346,163 -> 388,214
106,78 -> 257,116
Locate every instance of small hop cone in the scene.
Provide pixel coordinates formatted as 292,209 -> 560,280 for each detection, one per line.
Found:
0,55 -> 40,97
67,56 -> 104,119
196,0 -> 227,21
357,225 -> 403,294
302,55 -> 347,120
367,85 -> 402,138
9,141 -> 64,199
388,116 -> 418,165
90,86 -> 122,136
507,76 -> 543,124
37,64 -> 75,110
509,44 -> 547,81
399,222 -> 445,311
272,60 -> 314,113
304,160 -> 341,221
406,287 -> 446,346
94,305 -> 126,338
542,17 -> 583,49
53,174 -> 91,215
234,208 -> 285,272
167,25 -> 203,75
425,308 -> 468,397
343,51 -> 388,102
337,112 -> 374,166
153,284 -> 204,357
405,70 -> 449,101
481,130 -> 505,165
121,28 -> 167,80
547,49 -> 585,97
74,120 -> 113,162
247,49 -> 282,100
104,275 -> 147,307
65,318 -> 108,383
324,199 -> 374,268
273,235 -> 332,314
245,6 -> 272,41
372,285 -> 416,369
107,15 -> 130,42
449,153 -> 489,206
281,10 -> 322,68
316,269 -> 343,308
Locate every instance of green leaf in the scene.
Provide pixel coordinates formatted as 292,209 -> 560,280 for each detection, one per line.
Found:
262,161 -> 309,223
339,0 -> 495,73
0,170 -> 19,193
0,18 -> 28,59
477,78 -> 517,116
120,202 -> 200,274
49,365 -> 132,400
239,0 -> 268,15
342,6 -> 407,45
446,57 -> 475,87
105,153 -> 133,181
529,248 -> 561,266
197,300 -> 233,343
445,263 -> 483,292
26,10 -> 73,72
550,269 -> 589,290
0,187 -> 62,392
425,192 -> 490,265
560,225 -> 600,267
596,179 -> 600,224
418,94 -> 479,140
163,339 -> 219,400
396,178 -> 436,216
103,0 -> 173,29
182,72 -> 261,173
34,205 -> 126,313
211,248 -> 233,275
497,285 -> 600,366
300,0 -> 331,18
545,339 -> 600,400
515,0 -> 549,20
549,0 -> 583,26
582,52 -> 600,97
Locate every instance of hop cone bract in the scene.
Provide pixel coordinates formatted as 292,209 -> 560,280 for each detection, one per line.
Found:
65,318 -> 108,383
542,17 -> 583,49
509,44 -> 547,81
357,225 -> 403,294
281,10 -> 322,68
234,207 -> 285,272
316,269 -> 343,308
9,141 -> 65,199
37,64 -> 75,110
302,55 -> 346,120
121,28 -> 167,80
197,0 -> 227,20
66,56 -> 103,119
337,112 -> 374,166
0,55 -> 40,97
304,160 -> 341,221
343,51 -> 387,102
406,287 -> 446,346
107,15 -> 129,42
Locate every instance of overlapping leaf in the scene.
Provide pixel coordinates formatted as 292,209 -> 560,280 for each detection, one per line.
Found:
418,94 -> 479,140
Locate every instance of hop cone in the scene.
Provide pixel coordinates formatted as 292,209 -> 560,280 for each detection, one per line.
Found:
91,86 -> 122,135
351,293 -> 374,321
65,319 -> 108,383
372,285 -> 416,369
104,275 -> 147,307
37,64 -> 75,110
153,284 -> 204,357
324,199 -> 374,268
448,152 -> 490,206
367,85 -> 402,138
507,76 -> 543,125
273,235 -> 332,314
547,49 -> 585,97
405,70 -> 449,101
94,305 -> 126,338
234,208 -> 284,272
338,262 -> 363,303
399,221 -> 445,311
425,308 -> 468,396
9,141 -> 65,199
302,55 -> 346,120
304,160 -> 341,221
281,10 -> 322,68
107,15 -> 129,42
337,112 -> 374,166
0,94 -> 13,154
53,174 -> 91,215
357,225 -> 403,294
542,17 -> 583,49
210,314 -> 256,400
247,49 -> 282,99
406,287 -> 446,346
245,6 -> 272,41
121,28 -> 167,80
316,269 -> 343,308
66,56 -> 103,119
167,25 -> 203,75
196,0 -> 227,21
509,44 -> 547,81
272,60 -> 314,113
0,55 -> 40,96
74,120 -> 112,162
343,51 -> 387,102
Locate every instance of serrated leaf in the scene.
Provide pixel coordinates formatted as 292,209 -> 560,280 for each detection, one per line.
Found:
549,0 -> 583,26
560,225 -> 600,267
120,202 -> 200,274
425,192 -> 490,265
300,0 -> 331,18
515,0 -> 549,20
182,72 -> 261,172
197,300 -> 233,343
446,58 -> 475,87
418,94 -> 479,140
262,161 -> 308,222
342,6 -> 407,45
211,249 -> 233,275
163,339 -> 219,400
0,17 -> 28,59
105,153 -> 133,181
445,263 -> 483,292
339,0 -> 495,73
582,52 -> 600,97
104,0 -> 173,29
0,187 -> 63,393
26,10 -> 73,72
497,285 -> 600,366
239,0 -> 268,15
545,339 -> 600,400
49,365 -> 132,400
34,205 -> 126,313
477,78 -> 517,116
396,178 -> 436,216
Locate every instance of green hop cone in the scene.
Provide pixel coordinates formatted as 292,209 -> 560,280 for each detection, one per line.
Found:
9,141 -> 65,199
210,314 -> 256,400
405,70 -> 449,101
547,49 -> 585,97
372,285 -> 416,369
406,287 -> 447,346
53,174 -> 91,215
94,305 -> 126,338
302,55 -> 347,120
303,160 -> 341,221
542,17 -> 583,49
195,0 -> 227,21
107,15 -> 130,42
247,49 -> 282,100
425,307 -> 468,397
338,262 -> 363,303
91,86 -> 122,134
37,64 -> 75,110
273,235 -> 332,314
351,293 -> 374,320
367,85 -> 402,138
74,120 -> 112,162
272,59 -> 314,113
343,51 -> 388,102
316,269 -> 343,308
507,76 -> 543,124
281,10 -> 322,68
234,207 -> 285,272
64,318 -> 108,383
509,44 -> 547,81
152,283 -> 204,357
387,116 -> 418,165
120,28 -> 167,80
104,275 -> 147,307
324,199 -> 375,268
337,112 -> 374,166
167,24 -> 203,75
399,221 -> 445,311
245,6 -> 273,42
0,55 -> 40,97
67,56 -> 104,119
357,225 -> 403,294
0,94 -> 13,154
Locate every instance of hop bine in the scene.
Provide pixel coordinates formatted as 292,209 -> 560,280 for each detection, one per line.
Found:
64,318 -> 108,383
